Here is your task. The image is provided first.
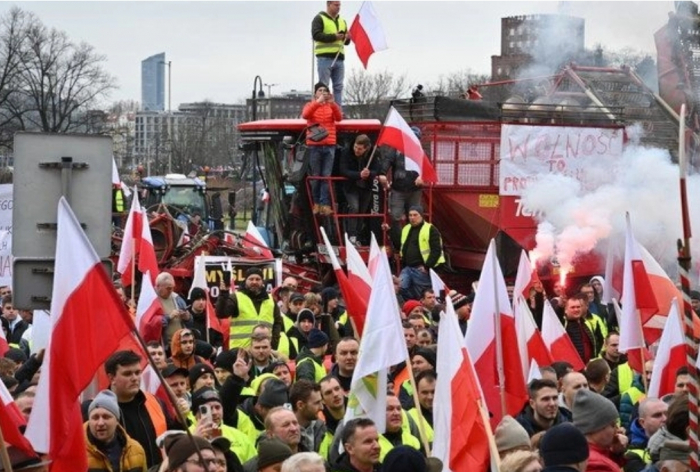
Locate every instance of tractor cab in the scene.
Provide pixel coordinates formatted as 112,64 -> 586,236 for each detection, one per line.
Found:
139,173 -> 208,223
238,118 -> 384,264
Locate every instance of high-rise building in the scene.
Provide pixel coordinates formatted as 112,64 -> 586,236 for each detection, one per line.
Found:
141,53 -> 166,111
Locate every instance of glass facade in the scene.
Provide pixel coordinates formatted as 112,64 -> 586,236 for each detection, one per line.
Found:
141,53 -> 165,111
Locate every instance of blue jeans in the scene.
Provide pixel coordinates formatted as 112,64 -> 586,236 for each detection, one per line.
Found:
400,266 -> 431,301
317,57 -> 344,108
308,146 -> 335,205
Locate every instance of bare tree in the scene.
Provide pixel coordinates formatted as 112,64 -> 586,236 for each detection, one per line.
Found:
0,7 -> 116,152
344,69 -> 410,118
426,69 -> 491,97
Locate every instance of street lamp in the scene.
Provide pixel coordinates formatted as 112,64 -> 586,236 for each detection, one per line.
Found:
251,76 -> 265,224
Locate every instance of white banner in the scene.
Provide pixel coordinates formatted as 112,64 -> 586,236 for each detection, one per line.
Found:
499,125 -> 624,196
0,184 -> 12,286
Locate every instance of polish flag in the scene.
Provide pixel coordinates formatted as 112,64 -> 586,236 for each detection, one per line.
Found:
190,256 -> 229,348
138,211 -> 159,285
465,240 -> 527,425
344,234 -> 372,304
647,299 -> 686,398
0,323 -> 9,357
514,299 -> 553,378
376,107 -> 437,183
541,299 -> 585,372
367,233 -> 382,278
112,157 -> 131,198
349,1 -> 388,69
527,359 -> 542,383
602,242 -> 621,305
638,244 -> 695,341
135,272 -> 163,344
25,198 -> 136,471
243,221 -> 273,259
320,227 -> 366,335
0,380 -> 36,456
434,297 -> 493,472
619,214 -> 654,373
513,250 -> 539,301
117,188 -> 142,285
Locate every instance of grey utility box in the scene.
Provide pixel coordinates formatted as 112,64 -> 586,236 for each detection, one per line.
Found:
13,133 -> 114,310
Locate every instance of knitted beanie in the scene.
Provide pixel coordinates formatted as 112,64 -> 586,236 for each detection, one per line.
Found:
88,390 -> 121,420
540,422 -> 589,466
307,328 -> 329,349
494,415 -> 530,454
164,434 -> 213,469
572,388 -> 619,434
257,438 -> 293,469
382,446 -> 426,472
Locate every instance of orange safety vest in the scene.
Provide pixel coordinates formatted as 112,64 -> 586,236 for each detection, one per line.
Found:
144,392 -> 167,437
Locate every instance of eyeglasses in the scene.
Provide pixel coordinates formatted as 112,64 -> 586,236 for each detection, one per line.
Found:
186,458 -> 226,467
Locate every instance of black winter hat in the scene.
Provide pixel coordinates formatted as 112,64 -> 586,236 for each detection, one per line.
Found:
382,446 -> 427,472
189,287 -> 206,301
257,378 -> 289,408
164,434 -> 214,470
314,82 -> 329,93
191,387 -> 221,412
214,349 -> 239,373
307,328 -> 329,349
189,363 -> 216,387
162,364 -> 189,379
297,308 -> 315,324
244,267 -> 263,280
540,422 -> 589,466
412,348 -> 437,370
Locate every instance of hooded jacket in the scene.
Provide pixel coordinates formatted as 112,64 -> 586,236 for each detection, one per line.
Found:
169,328 -> 205,369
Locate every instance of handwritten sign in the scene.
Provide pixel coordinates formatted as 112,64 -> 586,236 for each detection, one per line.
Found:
499,125 -> 623,196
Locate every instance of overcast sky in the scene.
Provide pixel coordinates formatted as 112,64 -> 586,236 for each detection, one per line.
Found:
0,1 -> 676,108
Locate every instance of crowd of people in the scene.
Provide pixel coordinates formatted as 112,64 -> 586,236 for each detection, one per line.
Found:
2,247 -> 700,472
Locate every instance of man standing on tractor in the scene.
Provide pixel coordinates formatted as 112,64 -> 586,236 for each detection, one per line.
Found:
312,1 -> 351,108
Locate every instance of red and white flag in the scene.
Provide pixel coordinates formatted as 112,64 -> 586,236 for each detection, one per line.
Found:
243,221 -> 273,259
0,379 -> 35,456
465,240 -> 528,425
135,272 -> 163,344
434,298 -> 492,472
349,1 -> 388,69
376,107 -> 438,183
514,299 -> 553,378
112,157 -> 131,198
344,234 -> 372,303
513,250 -> 540,301
367,233 -> 382,278
117,188 -> 142,285
320,227 -> 366,335
25,198 -> 136,472
619,214 -> 655,373
638,244 -> 692,340
0,323 -> 9,357
541,299 -> 585,372
190,256 -> 229,347
138,212 -> 159,285
648,299 -> 686,398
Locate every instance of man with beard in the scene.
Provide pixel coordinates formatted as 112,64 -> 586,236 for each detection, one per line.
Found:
290,379 -> 326,453
516,379 -> 570,437
318,376 -> 346,460
330,337 -> 358,393
216,267 -> 284,350
406,370 -> 435,444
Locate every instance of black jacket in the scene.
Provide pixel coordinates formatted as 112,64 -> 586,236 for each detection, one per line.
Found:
515,404 -> 570,437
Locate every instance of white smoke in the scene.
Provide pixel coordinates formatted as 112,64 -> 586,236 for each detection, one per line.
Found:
520,130 -> 700,281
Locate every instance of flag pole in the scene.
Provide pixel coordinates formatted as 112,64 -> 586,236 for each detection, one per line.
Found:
490,240 -> 508,418
130,328 -> 210,467
403,356 -> 432,457
678,104 -> 699,469
0,424 -> 14,472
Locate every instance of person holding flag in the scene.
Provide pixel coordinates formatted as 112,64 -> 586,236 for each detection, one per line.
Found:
311,1 -> 351,107
378,126 -> 426,251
